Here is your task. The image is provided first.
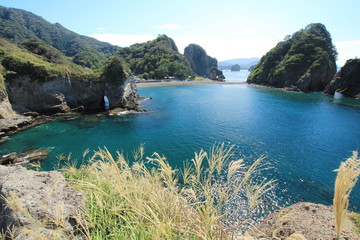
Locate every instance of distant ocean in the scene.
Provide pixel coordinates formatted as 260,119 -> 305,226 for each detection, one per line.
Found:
2,72 -> 360,218
222,69 -> 250,82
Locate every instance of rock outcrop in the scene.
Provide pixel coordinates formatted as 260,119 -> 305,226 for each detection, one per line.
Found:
209,67 -> 225,81
231,64 -> 240,71
325,59 -> 360,99
247,23 -> 337,92
250,202 -> 358,239
0,165 -> 86,239
0,149 -> 48,165
6,75 -> 138,112
118,35 -> 193,80
183,44 -> 218,77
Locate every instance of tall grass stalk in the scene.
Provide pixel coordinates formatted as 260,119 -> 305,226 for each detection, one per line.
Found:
333,151 -> 360,239
62,143 -> 276,239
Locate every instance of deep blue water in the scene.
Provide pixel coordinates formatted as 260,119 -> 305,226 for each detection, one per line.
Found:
1,81 -> 360,213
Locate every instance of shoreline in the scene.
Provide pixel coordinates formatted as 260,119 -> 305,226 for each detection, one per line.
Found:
136,79 -> 246,88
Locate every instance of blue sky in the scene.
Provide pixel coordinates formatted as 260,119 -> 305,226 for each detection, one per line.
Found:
1,0 -> 359,66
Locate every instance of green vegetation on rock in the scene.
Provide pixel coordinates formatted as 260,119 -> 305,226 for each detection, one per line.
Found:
0,63 -> 5,94
248,23 -> 337,92
0,6 -> 118,69
183,43 -> 218,77
118,35 -> 194,80
101,56 -> 130,85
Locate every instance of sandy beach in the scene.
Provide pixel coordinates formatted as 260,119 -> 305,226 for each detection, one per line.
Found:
136,79 -> 246,88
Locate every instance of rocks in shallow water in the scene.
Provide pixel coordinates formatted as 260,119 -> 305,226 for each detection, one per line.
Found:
0,149 -> 48,166
325,59 -> 360,99
0,115 -> 34,133
0,165 -> 86,239
23,111 -> 40,117
0,136 -> 8,143
0,152 -> 16,165
108,108 -> 148,117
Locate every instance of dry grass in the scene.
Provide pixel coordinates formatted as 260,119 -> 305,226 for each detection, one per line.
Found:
61,143 -> 276,239
0,192 -> 75,240
333,151 -> 360,239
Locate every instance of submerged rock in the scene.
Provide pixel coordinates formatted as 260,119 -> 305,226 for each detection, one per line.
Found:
325,59 -> 360,99
108,107 -> 148,117
0,165 -> 86,239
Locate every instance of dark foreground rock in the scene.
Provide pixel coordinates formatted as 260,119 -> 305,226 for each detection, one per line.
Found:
325,59 -> 360,99
0,165 -> 86,239
249,202 -> 358,239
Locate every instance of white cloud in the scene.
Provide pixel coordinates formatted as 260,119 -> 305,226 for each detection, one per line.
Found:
89,33 -> 155,47
172,36 -> 276,61
152,24 -> 185,30
334,40 -> 360,67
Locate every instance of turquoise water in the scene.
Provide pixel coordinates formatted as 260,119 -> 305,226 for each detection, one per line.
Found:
1,83 -> 360,213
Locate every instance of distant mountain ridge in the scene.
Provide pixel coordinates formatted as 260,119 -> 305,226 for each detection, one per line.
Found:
0,6 -> 118,69
218,57 -> 260,70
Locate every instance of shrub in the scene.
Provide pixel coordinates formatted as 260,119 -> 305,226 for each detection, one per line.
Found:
61,143 -> 276,239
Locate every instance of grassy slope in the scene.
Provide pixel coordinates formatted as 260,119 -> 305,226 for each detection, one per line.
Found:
0,38 -> 99,83
0,6 -> 118,69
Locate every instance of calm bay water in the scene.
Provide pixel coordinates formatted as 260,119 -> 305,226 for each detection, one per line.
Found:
1,74 -> 360,213
223,69 -> 250,82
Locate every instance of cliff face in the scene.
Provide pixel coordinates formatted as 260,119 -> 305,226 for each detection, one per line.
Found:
325,59 -> 360,99
0,92 -> 17,119
6,75 -> 138,114
0,38 -> 138,112
247,23 -> 337,92
184,44 -> 217,77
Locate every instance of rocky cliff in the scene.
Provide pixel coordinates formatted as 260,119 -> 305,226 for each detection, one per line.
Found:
0,39 -> 139,135
183,44 -> 218,77
325,59 -> 360,99
247,23 -> 337,92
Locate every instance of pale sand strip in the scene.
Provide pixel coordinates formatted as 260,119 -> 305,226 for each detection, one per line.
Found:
136,79 -> 246,88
